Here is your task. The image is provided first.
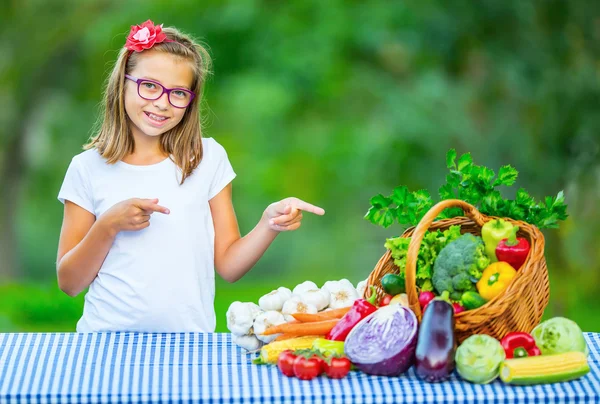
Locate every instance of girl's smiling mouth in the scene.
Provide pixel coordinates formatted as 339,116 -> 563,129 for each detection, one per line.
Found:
144,111 -> 170,126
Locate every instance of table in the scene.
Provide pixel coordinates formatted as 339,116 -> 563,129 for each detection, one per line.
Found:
0,332 -> 598,403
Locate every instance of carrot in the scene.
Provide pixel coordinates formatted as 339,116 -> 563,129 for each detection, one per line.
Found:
291,307 -> 351,322
262,319 -> 339,336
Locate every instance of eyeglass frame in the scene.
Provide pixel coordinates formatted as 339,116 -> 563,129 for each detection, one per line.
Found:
125,74 -> 196,109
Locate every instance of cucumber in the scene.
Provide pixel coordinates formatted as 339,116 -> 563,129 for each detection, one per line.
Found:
381,273 -> 405,295
499,351 -> 589,385
460,291 -> 487,310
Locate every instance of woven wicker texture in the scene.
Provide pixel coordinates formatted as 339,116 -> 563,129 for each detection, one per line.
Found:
365,199 -> 549,343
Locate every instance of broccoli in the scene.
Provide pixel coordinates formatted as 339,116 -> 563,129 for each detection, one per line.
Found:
432,233 -> 490,301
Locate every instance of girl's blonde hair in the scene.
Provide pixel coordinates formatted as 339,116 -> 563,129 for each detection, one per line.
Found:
84,26 -> 212,184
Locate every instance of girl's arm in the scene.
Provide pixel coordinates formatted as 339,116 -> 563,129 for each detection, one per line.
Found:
57,198 -> 170,296
210,183 -> 324,283
56,202 -> 116,296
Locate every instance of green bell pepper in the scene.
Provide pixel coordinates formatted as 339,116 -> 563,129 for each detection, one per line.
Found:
481,219 -> 515,262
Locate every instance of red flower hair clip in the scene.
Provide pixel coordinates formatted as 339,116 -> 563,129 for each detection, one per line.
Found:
125,20 -> 175,52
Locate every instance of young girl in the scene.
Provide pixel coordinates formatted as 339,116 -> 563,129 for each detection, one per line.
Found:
56,20 -> 325,333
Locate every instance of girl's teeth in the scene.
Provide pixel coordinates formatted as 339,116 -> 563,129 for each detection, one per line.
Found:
148,113 -> 166,121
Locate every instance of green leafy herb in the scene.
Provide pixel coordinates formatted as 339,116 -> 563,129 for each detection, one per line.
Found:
365,149 -> 568,230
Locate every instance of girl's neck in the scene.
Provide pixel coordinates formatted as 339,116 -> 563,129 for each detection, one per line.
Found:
122,151 -> 169,166
123,130 -> 169,165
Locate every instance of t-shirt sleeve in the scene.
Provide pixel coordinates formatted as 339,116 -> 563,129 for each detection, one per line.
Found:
57,156 -> 95,215
208,139 -> 237,200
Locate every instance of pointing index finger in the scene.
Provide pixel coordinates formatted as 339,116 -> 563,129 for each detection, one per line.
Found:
141,201 -> 170,214
292,200 -> 325,215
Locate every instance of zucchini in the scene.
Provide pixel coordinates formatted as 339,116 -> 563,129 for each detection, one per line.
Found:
499,351 -> 589,385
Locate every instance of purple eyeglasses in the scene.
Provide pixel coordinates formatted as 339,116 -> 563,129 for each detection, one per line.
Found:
125,74 -> 195,108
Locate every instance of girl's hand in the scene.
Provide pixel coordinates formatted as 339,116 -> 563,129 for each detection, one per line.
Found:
263,197 -> 325,232
99,198 -> 170,236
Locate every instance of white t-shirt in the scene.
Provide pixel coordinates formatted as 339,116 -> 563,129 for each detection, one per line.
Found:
57,137 -> 236,333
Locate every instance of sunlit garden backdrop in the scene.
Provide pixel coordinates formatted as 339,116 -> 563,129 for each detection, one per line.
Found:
1,0 -> 599,332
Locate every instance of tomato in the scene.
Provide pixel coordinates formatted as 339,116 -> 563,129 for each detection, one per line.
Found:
293,356 -> 322,380
379,294 -> 393,307
310,354 -> 326,373
277,350 -> 297,377
324,357 -> 351,379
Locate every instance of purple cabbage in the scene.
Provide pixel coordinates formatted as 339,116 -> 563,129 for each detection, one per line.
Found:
344,304 -> 418,376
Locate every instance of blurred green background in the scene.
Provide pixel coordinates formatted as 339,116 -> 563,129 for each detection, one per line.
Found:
1,0 -> 599,333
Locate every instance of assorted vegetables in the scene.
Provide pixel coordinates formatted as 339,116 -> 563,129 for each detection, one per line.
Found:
227,278 -> 362,352
234,151 -> 589,388
241,280 -> 590,387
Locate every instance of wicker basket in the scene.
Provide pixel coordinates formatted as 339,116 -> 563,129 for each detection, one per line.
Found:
365,199 -> 550,344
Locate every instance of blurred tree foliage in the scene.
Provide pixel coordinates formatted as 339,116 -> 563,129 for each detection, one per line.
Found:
1,0 -> 599,332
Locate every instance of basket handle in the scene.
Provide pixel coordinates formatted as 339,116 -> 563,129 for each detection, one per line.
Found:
405,199 -> 486,319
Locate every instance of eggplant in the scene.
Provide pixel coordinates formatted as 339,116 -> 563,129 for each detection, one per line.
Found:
414,299 -> 456,382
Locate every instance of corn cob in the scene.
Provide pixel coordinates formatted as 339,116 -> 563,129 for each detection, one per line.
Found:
259,335 -> 321,363
499,351 -> 589,385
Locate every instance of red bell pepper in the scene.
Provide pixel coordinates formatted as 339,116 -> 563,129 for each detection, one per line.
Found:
326,286 -> 378,341
500,331 -> 541,358
495,226 -> 530,270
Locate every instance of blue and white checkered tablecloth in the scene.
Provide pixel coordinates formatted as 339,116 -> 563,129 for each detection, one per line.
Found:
0,332 -> 598,403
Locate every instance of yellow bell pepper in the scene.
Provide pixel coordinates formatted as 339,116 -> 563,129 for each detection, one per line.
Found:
476,262 -> 517,301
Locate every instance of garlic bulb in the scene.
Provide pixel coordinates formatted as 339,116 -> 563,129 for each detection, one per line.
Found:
324,279 -> 359,309
322,278 -> 354,293
281,296 -> 318,322
253,311 -> 287,344
258,286 -> 292,311
292,281 -> 318,296
232,334 -> 263,351
226,301 -> 263,336
356,279 -> 368,299
299,289 -> 330,311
